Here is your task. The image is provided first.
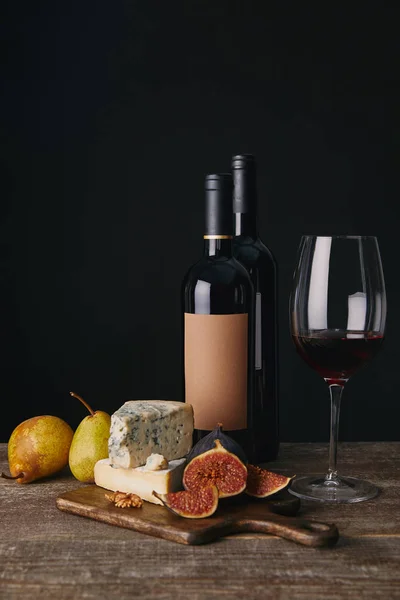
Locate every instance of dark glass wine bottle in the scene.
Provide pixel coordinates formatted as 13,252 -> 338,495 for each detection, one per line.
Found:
232,154 -> 279,462
182,173 -> 256,462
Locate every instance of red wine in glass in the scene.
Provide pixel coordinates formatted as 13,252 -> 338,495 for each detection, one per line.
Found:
292,330 -> 384,384
289,235 -> 387,503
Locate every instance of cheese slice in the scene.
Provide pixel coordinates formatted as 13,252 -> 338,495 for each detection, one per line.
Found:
94,458 -> 186,505
108,400 -> 194,468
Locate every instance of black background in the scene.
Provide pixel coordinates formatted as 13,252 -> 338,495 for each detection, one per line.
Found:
2,2 -> 398,447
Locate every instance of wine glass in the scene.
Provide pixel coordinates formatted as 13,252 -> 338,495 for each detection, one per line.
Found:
289,235 -> 387,503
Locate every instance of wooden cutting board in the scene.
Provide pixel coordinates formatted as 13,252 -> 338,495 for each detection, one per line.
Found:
56,485 -> 339,547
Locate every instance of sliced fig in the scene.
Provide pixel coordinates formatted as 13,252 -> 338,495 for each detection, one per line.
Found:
153,485 -> 218,519
245,464 -> 293,498
186,423 -> 248,465
183,439 -> 247,498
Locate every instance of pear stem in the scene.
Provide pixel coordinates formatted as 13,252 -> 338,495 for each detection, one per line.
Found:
1,472 -> 24,480
70,391 -> 95,416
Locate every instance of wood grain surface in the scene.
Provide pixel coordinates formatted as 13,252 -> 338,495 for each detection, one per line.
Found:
1,442 -> 400,599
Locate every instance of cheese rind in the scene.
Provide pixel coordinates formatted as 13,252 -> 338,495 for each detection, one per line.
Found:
108,400 -> 194,468
94,458 -> 186,505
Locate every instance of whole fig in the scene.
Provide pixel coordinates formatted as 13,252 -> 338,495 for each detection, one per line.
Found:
186,423 -> 248,465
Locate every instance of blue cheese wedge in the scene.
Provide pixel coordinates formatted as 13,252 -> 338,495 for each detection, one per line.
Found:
108,400 -> 194,468
94,458 -> 186,505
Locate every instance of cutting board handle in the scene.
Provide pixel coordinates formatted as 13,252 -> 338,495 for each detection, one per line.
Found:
234,513 -> 339,547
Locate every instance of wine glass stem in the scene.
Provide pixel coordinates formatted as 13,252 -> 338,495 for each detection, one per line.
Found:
326,383 -> 344,482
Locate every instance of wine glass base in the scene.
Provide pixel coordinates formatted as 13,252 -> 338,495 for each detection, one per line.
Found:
288,475 -> 380,504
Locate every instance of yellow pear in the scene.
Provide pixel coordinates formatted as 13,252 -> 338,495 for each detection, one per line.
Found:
68,392 -> 111,483
2,416 -> 74,483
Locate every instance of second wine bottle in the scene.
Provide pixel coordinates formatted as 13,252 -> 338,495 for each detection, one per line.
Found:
182,173 -> 256,461
232,154 -> 279,462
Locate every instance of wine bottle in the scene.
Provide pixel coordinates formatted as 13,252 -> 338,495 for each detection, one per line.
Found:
183,173 -> 256,462
232,154 -> 279,462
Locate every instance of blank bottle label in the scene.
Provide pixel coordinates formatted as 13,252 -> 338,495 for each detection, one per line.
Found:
184,313 -> 248,430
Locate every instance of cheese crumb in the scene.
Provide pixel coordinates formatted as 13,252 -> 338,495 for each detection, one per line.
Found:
144,454 -> 169,471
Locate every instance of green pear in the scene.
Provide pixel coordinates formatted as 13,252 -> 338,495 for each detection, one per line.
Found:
68,392 -> 111,483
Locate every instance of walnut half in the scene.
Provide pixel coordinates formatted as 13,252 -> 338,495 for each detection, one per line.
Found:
105,491 -> 143,508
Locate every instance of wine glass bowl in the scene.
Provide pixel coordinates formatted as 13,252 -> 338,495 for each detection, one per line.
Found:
289,235 -> 386,503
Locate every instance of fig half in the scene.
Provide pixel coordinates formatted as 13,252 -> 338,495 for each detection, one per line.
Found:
183,439 -> 247,498
153,485 -> 219,519
245,464 -> 293,498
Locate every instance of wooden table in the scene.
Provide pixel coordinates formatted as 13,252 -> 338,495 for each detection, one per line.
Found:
1,442 -> 399,600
